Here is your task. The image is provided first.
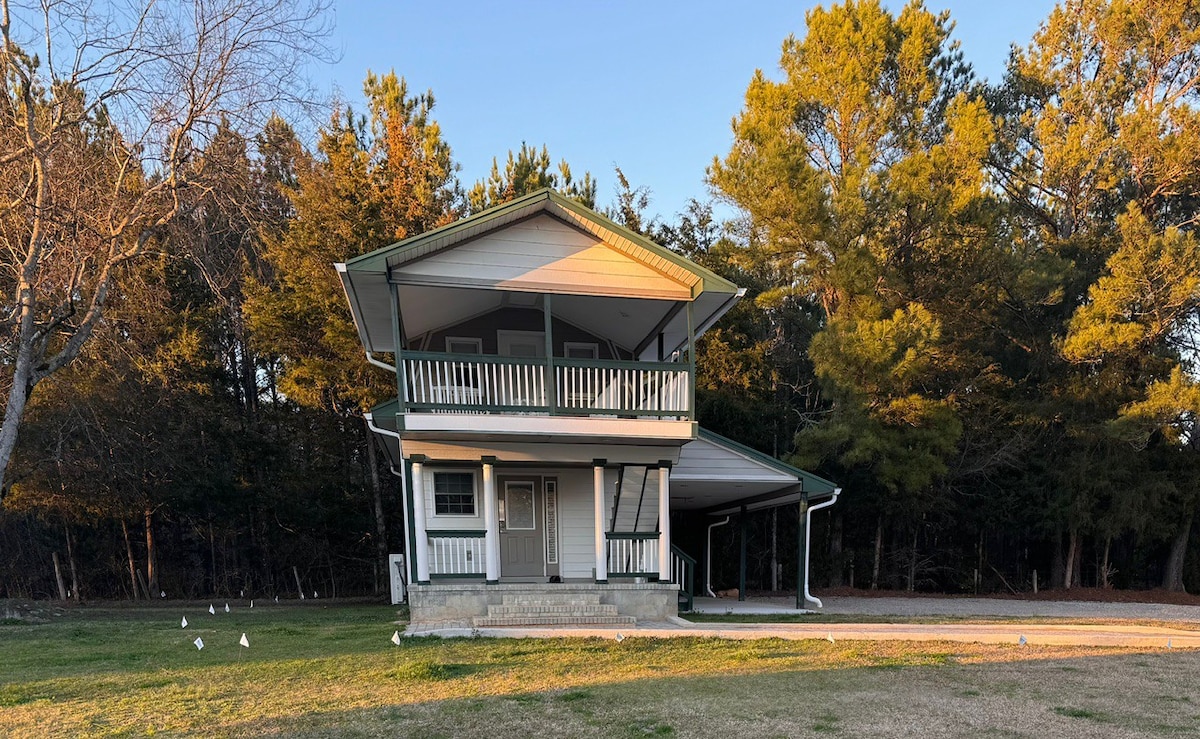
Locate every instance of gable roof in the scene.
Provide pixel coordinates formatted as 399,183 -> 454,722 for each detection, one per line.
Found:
344,188 -> 739,299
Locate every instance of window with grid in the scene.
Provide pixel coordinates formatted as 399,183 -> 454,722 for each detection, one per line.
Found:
433,472 -> 476,515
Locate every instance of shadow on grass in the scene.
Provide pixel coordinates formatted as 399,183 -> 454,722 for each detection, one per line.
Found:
218,649 -> 1200,739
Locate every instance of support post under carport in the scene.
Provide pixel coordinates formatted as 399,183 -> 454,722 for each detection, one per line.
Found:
796,493 -> 809,611
738,505 -> 747,602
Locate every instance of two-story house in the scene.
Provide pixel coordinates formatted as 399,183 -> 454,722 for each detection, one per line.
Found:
336,188 -> 839,629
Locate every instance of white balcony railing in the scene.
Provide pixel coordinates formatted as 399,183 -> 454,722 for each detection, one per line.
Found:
606,533 -> 660,577
401,352 -> 691,419
427,531 -> 486,577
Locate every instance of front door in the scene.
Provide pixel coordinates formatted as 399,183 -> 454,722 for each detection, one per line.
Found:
499,479 -> 543,578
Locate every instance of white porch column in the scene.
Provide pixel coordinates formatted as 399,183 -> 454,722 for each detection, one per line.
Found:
482,457 -> 500,583
409,457 -> 430,583
658,463 -> 671,582
593,459 -> 608,583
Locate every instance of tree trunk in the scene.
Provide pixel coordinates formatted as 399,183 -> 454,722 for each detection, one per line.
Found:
363,417 -> 388,594
1062,527 -> 1079,590
1163,515 -> 1192,592
1100,535 -> 1112,589
122,520 -> 141,600
144,509 -> 159,597
52,552 -> 68,600
1051,529 -> 1065,589
870,516 -> 883,590
64,522 -> 80,601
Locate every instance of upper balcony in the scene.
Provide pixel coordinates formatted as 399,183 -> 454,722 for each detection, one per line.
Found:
338,189 -> 744,444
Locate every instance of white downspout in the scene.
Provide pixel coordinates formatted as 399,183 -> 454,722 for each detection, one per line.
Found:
365,351 -> 396,373
704,516 -> 731,598
803,488 -> 841,609
367,414 -> 411,586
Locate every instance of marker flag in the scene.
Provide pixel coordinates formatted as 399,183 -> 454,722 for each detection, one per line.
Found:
1018,635 -> 1027,646
239,633 -> 250,648
391,630 -> 401,646
194,637 -> 204,650
250,600 -> 254,609
615,632 -> 625,642
224,603 -> 230,613
826,633 -> 835,643
208,604 -> 216,615
181,616 -> 188,628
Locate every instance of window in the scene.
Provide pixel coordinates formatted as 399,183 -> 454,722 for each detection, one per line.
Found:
564,342 -> 599,360
445,337 -> 482,354
433,472 -> 476,516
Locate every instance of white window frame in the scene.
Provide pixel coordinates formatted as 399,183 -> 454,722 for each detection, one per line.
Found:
445,336 -> 482,354
430,469 -> 479,518
563,341 -> 599,360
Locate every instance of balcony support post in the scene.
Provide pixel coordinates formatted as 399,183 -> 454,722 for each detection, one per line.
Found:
543,294 -> 556,414
686,301 -> 696,420
389,281 -> 408,414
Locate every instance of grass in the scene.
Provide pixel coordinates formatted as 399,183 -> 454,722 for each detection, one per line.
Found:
2,601 -> 1199,737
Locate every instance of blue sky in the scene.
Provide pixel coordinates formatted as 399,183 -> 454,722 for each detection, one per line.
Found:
324,1 -> 1058,221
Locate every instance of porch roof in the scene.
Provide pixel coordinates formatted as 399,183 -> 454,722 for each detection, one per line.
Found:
365,399 -> 837,513
336,189 -> 742,357
672,429 -> 838,514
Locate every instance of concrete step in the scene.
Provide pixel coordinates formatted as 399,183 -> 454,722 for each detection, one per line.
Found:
502,592 -> 601,606
488,603 -> 620,617
473,614 -> 636,627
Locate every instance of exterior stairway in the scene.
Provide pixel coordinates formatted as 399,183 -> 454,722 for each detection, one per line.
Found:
472,591 -> 636,627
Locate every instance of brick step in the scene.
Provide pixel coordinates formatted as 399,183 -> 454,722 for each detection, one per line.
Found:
473,615 -> 636,627
487,604 -> 620,617
502,592 -> 601,606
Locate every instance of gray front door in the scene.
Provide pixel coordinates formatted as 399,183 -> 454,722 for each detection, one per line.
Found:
499,479 -> 543,578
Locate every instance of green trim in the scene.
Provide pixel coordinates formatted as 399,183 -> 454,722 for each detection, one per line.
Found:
608,572 -> 658,578
404,460 -> 418,584
426,530 -> 486,538
605,531 -> 660,540
430,573 -> 486,580
697,427 -> 838,494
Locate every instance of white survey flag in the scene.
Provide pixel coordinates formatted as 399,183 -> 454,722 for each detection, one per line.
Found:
181,616 -> 188,628
239,633 -> 250,648
250,600 -> 254,608
615,632 -> 625,642
391,630 -> 401,646
224,603 -> 230,613
194,637 -> 204,650
1018,635 -> 1027,646
208,604 -> 215,615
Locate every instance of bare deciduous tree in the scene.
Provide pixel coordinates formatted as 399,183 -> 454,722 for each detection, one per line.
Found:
0,0 -> 332,492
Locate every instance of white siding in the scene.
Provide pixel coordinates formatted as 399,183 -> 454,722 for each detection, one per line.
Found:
556,468 -> 600,580
394,215 -> 691,300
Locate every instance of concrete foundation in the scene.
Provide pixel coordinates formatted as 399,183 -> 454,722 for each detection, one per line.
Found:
407,581 -> 678,629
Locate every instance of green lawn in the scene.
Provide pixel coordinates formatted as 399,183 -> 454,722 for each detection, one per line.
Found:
2,602 -> 1198,737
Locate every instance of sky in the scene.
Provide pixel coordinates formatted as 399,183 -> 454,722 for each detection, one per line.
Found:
322,1 -> 1059,221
